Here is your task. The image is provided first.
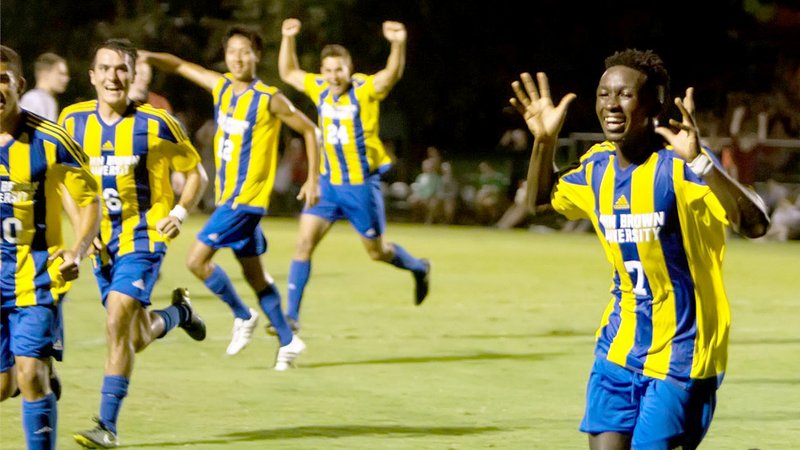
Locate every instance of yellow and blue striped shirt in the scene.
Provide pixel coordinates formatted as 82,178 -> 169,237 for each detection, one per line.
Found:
552,142 -> 730,384
59,101 -> 200,257
0,111 -> 98,307
303,73 -> 392,185
212,74 -> 282,214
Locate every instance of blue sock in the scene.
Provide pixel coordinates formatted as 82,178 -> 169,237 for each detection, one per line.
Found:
258,284 -> 292,346
153,304 -> 190,338
287,259 -> 311,321
22,393 -> 57,450
98,375 -> 128,435
388,243 -> 426,273
204,265 -> 251,320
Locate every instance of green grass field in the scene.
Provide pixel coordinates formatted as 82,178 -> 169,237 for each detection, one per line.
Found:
1,217 -> 798,449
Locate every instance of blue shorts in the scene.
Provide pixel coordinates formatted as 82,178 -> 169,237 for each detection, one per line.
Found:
197,204 -> 267,257
580,357 -> 718,449
94,252 -> 165,306
0,304 -> 61,372
304,174 -> 386,239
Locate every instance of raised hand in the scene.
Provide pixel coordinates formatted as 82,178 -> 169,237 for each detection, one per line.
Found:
282,18 -> 302,37
655,87 -> 701,162
382,21 -> 407,44
510,72 -> 576,141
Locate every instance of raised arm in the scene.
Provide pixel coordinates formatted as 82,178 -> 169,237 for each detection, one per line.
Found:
656,88 -> 770,238
279,18 -> 308,92
372,21 -> 407,97
270,92 -> 320,207
509,72 -> 576,213
139,50 -> 222,93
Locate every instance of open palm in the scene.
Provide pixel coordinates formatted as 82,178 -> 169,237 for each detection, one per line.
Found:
510,72 -> 576,140
655,87 -> 702,162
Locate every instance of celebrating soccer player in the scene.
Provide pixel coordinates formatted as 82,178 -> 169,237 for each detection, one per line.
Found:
510,50 -> 770,449
277,18 -> 431,333
141,25 -> 318,367
60,39 -> 208,448
0,45 -> 101,450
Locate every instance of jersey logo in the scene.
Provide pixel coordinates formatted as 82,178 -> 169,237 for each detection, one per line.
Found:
613,195 -> 630,210
0,165 -> 8,177
102,140 -> 114,151
132,279 -> 146,290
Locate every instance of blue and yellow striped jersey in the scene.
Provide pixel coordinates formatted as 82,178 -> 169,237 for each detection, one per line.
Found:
0,111 -> 98,307
303,73 -> 392,185
212,74 -> 282,214
552,142 -> 730,383
59,101 -> 200,257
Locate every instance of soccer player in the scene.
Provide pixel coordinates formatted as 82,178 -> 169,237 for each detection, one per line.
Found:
278,18 -> 431,331
141,25 -> 318,365
510,50 -> 770,449
60,39 -> 208,448
0,45 -> 101,450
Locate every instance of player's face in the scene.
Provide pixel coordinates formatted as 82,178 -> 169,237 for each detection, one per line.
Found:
0,62 -> 24,125
225,35 -> 259,82
90,48 -> 134,109
48,61 -> 70,94
596,65 -> 654,145
321,56 -> 351,96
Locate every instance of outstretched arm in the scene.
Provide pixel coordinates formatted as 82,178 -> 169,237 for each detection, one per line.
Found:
656,87 -> 770,238
509,72 -> 576,213
139,50 -> 222,93
270,93 -> 320,207
279,18 -> 308,92
372,21 -> 407,97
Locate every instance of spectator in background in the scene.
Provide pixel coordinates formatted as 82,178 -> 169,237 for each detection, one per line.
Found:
434,161 -> 459,224
20,52 -> 70,121
408,157 -> 441,224
474,161 -> 510,224
272,136 -> 308,215
129,57 -> 173,112
495,179 -> 530,229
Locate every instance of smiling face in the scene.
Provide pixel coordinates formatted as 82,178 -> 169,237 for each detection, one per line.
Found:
595,65 -> 657,148
224,34 -> 259,82
321,56 -> 352,96
0,61 -> 24,126
90,48 -> 134,110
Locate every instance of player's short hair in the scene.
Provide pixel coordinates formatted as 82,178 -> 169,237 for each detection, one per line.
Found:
224,25 -> 263,54
321,44 -> 353,70
91,38 -> 138,70
605,49 -> 670,116
0,45 -> 23,77
33,53 -> 66,77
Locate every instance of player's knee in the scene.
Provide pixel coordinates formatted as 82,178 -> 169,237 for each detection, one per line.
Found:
0,376 -> 15,401
366,247 -> 385,261
186,256 -> 209,278
294,237 -> 315,258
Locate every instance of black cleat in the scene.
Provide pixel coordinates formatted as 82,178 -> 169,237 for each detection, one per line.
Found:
172,288 -> 206,341
414,259 -> 431,305
266,316 -> 300,336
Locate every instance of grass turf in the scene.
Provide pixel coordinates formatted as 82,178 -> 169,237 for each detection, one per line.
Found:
1,217 -> 798,449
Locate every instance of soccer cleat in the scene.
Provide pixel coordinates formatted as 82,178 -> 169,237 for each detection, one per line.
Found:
265,316 -> 300,336
73,417 -> 118,448
414,259 -> 431,305
274,335 -> 306,371
226,308 -> 259,355
172,288 -> 206,341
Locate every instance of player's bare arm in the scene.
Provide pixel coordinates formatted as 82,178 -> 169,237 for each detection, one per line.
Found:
655,87 -> 770,238
373,21 -> 407,96
510,72 -> 576,213
279,18 -> 308,92
139,50 -> 222,93
156,164 -> 208,239
51,194 -> 101,281
270,92 -> 320,207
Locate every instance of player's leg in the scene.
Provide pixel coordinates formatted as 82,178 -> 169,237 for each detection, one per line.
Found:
10,305 -> 59,450
349,175 -> 431,304
0,309 -> 17,401
287,213 -> 334,322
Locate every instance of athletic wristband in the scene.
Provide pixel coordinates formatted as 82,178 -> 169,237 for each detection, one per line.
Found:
169,205 -> 188,223
687,153 -> 713,177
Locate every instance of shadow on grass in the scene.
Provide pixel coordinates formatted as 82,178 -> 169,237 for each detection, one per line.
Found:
126,424 -> 504,447
303,351 -> 562,368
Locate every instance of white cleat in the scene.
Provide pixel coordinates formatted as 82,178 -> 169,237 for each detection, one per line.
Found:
226,308 -> 259,356
274,335 -> 306,371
